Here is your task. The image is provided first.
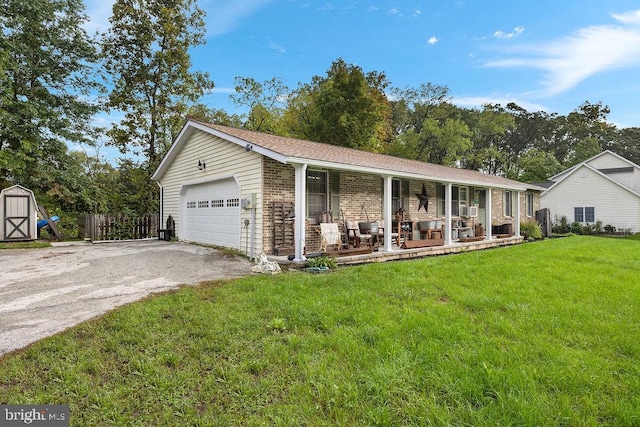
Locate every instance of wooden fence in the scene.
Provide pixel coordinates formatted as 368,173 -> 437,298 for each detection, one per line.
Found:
79,213 -> 160,241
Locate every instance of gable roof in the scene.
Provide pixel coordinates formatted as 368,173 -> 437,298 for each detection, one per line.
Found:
153,120 -> 541,191
549,150 -> 640,181
542,162 -> 640,199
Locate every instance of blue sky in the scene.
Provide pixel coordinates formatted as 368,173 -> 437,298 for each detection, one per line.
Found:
85,0 -> 640,134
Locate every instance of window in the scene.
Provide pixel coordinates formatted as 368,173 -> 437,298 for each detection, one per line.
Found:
307,170 -> 327,218
575,207 -> 595,223
391,179 -> 409,214
436,184 -> 469,217
198,200 -> 209,208
504,190 -> 513,217
186,201 -> 196,209
227,198 -> 239,207
211,199 -> 224,208
526,192 -> 534,217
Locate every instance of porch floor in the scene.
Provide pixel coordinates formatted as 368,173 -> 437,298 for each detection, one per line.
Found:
269,236 -> 524,267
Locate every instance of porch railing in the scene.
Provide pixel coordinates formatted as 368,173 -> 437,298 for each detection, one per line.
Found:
79,213 -> 159,241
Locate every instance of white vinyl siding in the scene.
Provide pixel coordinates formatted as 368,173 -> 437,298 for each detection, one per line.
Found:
541,165 -> 640,232
158,130 -> 263,256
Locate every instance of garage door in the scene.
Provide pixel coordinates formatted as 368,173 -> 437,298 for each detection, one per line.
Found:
182,179 -> 241,248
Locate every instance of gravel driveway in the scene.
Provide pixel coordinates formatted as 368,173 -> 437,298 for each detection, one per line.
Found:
0,240 -> 254,356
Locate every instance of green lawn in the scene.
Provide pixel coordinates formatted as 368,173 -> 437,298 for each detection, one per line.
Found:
1,236 -> 639,426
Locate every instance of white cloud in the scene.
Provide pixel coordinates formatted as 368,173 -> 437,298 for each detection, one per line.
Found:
612,9 -> 640,25
388,8 -> 399,15
198,0 -> 273,37
268,39 -> 286,54
484,10 -> 640,97
414,9 -> 422,17
428,36 -> 438,45
493,26 -> 525,39
83,0 -> 272,37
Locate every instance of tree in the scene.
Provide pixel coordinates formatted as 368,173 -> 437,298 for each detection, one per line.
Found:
185,104 -> 243,128
101,0 -> 215,168
285,58 -> 392,152
461,105 -> 514,174
0,0 -> 100,190
230,77 -> 289,134
387,82 -> 450,160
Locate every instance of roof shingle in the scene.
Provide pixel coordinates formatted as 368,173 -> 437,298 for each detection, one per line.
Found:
196,121 -> 538,191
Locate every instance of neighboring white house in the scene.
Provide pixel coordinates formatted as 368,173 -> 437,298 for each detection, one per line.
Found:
541,150 -> 640,232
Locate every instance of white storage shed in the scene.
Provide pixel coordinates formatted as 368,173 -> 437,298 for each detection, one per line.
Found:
1,184 -> 39,241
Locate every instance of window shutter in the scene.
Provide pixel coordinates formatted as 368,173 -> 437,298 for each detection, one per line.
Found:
402,180 -> 410,210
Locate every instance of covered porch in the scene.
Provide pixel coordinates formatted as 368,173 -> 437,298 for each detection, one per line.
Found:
271,234 -> 524,267
285,163 -> 525,263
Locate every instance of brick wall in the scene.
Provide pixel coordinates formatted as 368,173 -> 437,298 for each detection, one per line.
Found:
261,157 -> 541,253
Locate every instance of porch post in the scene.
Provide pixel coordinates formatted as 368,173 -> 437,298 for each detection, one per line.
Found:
514,191 -> 521,237
444,183 -> 452,245
382,175 -> 393,252
293,163 -> 307,262
486,188 -> 492,240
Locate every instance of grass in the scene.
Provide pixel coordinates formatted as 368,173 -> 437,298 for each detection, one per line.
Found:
0,241 -> 51,249
1,236 -> 640,425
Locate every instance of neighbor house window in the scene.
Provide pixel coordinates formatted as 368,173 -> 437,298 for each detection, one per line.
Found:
504,190 -> 513,217
307,170 -> 327,218
575,207 -> 595,223
526,192 -> 534,217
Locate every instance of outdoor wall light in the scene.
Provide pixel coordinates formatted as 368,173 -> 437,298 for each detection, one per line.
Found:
198,159 -> 206,171
245,144 -> 253,152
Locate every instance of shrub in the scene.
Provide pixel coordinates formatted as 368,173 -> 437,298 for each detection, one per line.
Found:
307,255 -> 337,269
552,215 -> 570,234
604,224 -> 616,234
520,220 -> 543,240
570,221 -> 584,234
594,220 -> 603,234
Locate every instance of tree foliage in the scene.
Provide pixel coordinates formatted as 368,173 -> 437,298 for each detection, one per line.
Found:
0,0 -> 100,191
285,58 -> 392,152
101,0 -> 214,168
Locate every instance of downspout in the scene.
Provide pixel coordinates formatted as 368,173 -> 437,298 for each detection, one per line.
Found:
250,205 -> 256,260
293,163 -> 307,262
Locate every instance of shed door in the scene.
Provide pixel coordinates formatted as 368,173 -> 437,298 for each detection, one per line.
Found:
182,179 -> 240,248
3,195 -> 31,240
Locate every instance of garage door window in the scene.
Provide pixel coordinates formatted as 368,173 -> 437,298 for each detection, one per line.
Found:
227,198 -> 240,207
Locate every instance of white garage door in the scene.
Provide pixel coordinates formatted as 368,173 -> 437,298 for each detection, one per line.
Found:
182,179 -> 241,248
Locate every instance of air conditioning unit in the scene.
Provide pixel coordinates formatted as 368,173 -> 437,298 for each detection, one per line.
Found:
469,206 -> 478,217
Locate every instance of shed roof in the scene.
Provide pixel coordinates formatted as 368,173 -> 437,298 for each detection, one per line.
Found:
153,120 -> 542,191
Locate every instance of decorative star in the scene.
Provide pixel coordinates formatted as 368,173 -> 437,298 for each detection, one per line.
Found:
416,183 -> 429,213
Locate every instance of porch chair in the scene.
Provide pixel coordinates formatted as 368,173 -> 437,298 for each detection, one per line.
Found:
345,220 -> 372,248
319,222 -> 343,252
